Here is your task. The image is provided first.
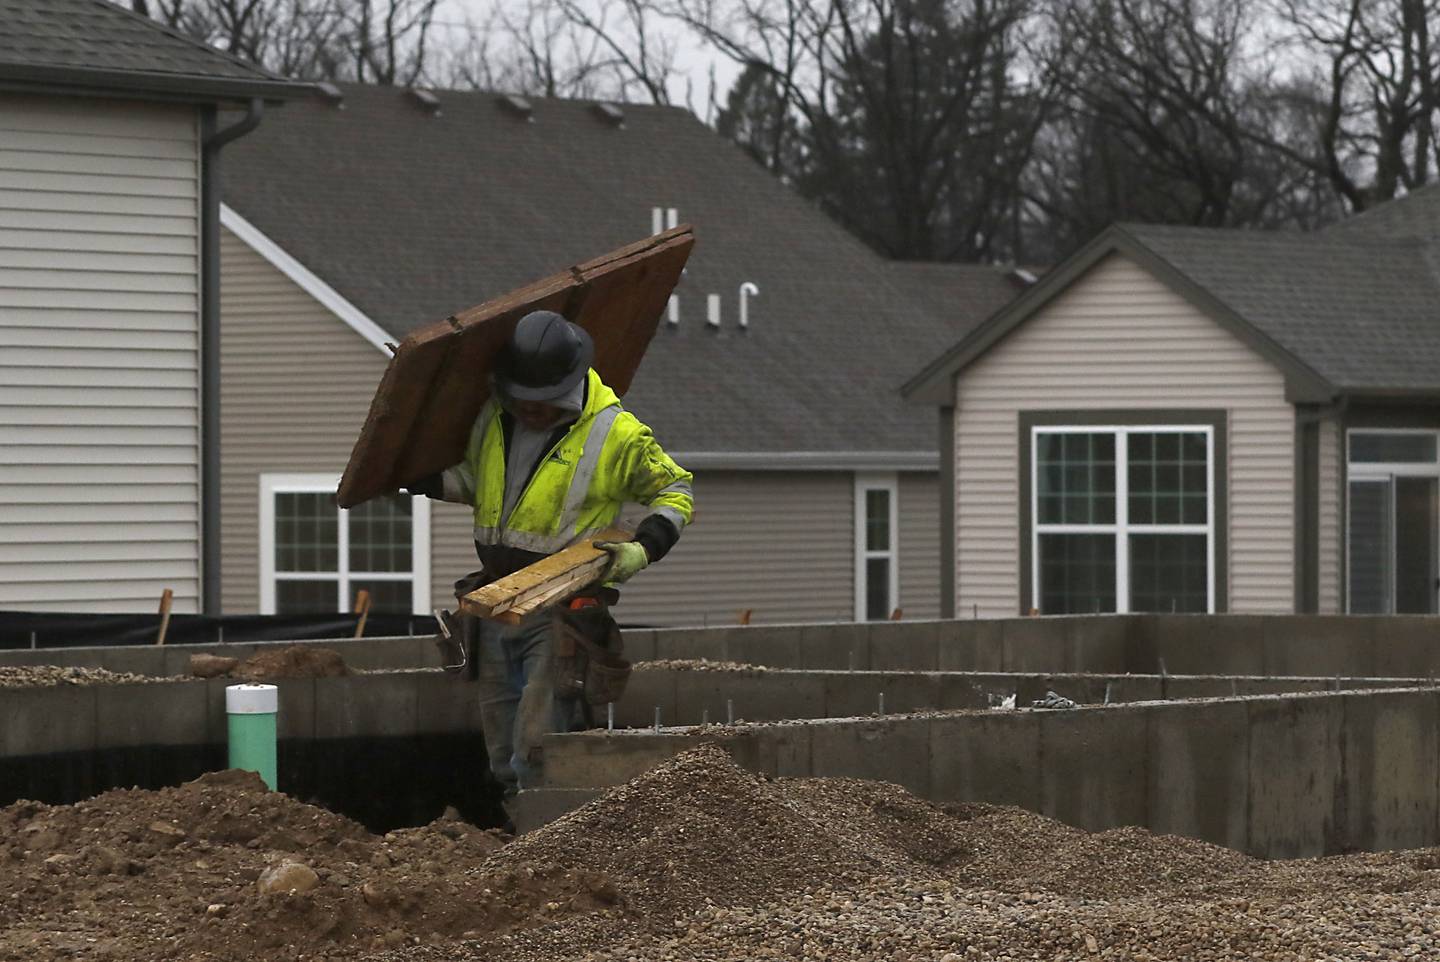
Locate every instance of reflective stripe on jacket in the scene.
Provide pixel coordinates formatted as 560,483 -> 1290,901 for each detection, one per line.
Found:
440,368 -> 694,556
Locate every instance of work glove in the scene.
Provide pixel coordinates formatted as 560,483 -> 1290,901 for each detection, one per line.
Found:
595,540 -> 650,585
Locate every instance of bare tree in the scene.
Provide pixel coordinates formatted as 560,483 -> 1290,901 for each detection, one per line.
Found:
134,0 -> 437,84
1020,0 -> 1340,257
1268,0 -> 1440,211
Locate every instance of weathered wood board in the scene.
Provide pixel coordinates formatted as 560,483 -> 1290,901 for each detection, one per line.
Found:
337,227 -> 695,508
460,527 -> 629,622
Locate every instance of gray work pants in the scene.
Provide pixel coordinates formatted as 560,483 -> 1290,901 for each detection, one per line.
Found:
475,612 -> 568,795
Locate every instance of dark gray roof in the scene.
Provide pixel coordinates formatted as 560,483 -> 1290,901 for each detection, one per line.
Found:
909,218 -> 1440,402
888,261 -> 1032,337
222,84 -> 969,456
0,0 -> 311,102
1324,183 -> 1440,245
1122,224 -> 1440,392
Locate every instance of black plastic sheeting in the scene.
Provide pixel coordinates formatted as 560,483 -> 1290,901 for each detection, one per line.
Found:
0,611 -> 439,650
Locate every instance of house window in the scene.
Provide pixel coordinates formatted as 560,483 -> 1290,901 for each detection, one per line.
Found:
259,474 -> 431,615
855,474 -> 899,621
1346,430 -> 1440,614
1030,426 -> 1215,614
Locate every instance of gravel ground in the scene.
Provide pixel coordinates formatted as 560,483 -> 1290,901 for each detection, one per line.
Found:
389,746 -> 1440,962
631,659 -> 765,673
8,745 -> 1440,961
0,666 -> 183,688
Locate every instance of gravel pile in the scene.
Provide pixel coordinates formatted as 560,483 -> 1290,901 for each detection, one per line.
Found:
0,665 -> 179,688
399,746 -> 1440,962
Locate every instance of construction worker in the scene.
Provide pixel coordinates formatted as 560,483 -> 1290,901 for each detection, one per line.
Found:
408,310 -> 693,796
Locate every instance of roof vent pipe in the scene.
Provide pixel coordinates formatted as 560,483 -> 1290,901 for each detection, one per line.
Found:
667,294 -> 679,325
667,208 -> 679,230
651,207 -> 664,235
498,94 -> 534,120
406,88 -> 441,115
706,294 -> 721,328
739,282 -> 759,329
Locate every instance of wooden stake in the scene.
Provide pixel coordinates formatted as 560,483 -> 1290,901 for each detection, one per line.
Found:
353,589 -> 372,638
738,608 -> 753,626
154,588 -> 174,646
889,607 -> 903,621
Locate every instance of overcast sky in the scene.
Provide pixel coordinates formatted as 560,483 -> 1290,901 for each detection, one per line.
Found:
429,0 -> 738,112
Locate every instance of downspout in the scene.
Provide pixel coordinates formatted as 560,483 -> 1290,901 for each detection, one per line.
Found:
200,98 -> 264,616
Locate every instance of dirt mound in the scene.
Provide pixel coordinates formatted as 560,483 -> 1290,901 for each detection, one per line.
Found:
0,770 -> 618,962
236,645 -> 350,680
495,744 -> 913,922
189,645 -> 352,681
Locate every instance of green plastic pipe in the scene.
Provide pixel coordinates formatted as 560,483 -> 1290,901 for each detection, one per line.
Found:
225,683 -> 278,789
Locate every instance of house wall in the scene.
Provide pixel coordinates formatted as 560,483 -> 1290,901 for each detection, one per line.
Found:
0,94 -> 202,612
218,227 -> 385,613
433,469 -> 942,626
432,470 -> 860,626
953,252 -> 1295,617
1318,416 -> 1342,614
898,472 -> 942,621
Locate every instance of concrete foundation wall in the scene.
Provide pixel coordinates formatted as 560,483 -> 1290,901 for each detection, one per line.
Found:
533,687 -> 1440,859
6,614 -> 1440,681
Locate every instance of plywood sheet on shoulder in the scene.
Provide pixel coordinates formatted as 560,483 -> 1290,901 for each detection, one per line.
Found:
337,226 -> 694,508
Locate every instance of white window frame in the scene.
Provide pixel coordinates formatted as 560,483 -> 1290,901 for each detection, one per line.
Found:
854,472 -> 900,621
259,473 -> 431,616
1344,428 -> 1440,614
1030,425 -> 1215,614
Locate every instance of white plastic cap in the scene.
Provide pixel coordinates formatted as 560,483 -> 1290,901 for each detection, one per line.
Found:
225,683 -> 278,714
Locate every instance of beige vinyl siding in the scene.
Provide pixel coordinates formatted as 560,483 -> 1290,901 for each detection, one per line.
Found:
218,227 -> 386,613
1318,416 -> 1342,614
898,472 -> 941,620
434,470 -> 858,626
954,252 -> 1295,617
0,94 -> 201,612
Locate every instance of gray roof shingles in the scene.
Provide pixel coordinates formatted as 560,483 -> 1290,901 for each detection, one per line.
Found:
889,261 -> 1032,339
0,0 -> 308,100
1121,223 -> 1440,392
222,84 -> 985,455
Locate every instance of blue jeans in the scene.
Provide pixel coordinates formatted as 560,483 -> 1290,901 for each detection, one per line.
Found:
476,613 -> 568,794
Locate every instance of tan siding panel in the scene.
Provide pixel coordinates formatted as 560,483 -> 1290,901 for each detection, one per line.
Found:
219,227 -> 387,614
898,472 -> 941,620
954,253 -> 1295,617
613,471 -> 855,626
435,471 -> 857,626
1318,416 -> 1342,613
0,228 -> 196,255
0,94 -> 201,613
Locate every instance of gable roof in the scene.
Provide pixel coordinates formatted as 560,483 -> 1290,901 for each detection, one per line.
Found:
220,84 -> 966,460
1323,182 -> 1440,244
906,220 -> 1440,405
0,0 -> 310,103
886,261 -> 1032,338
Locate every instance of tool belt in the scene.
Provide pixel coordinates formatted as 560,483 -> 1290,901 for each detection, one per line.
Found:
551,599 -> 631,706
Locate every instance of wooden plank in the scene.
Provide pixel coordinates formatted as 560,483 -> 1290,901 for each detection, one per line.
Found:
459,526 -> 629,621
336,227 -> 694,508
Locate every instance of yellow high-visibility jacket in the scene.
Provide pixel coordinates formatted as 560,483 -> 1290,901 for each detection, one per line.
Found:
441,369 -> 693,564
